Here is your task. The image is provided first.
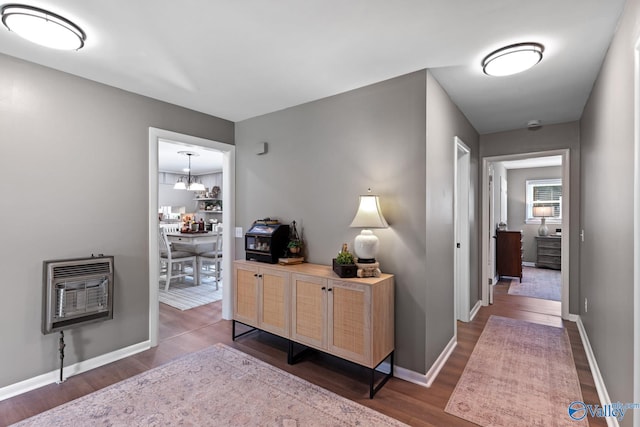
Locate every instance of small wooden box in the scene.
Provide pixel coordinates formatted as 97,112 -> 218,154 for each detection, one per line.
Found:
332,259 -> 357,278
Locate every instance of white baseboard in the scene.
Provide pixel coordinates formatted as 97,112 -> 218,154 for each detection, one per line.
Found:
394,335 -> 457,388
394,365 -> 430,387
565,313 -> 579,322
0,340 -> 151,402
522,261 -> 536,267
470,300 -> 483,321
575,316 -> 619,427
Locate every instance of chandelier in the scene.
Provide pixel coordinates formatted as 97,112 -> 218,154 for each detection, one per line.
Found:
173,151 -> 205,191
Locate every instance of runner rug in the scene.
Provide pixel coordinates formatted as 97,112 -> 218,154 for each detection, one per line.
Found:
508,266 -> 561,301
445,315 -> 587,426
13,343 -> 406,427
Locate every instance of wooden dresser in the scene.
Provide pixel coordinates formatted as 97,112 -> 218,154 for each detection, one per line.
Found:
496,230 -> 523,282
232,260 -> 394,398
535,235 -> 561,269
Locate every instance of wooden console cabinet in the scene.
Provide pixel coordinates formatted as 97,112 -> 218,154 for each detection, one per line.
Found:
232,260 -> 394,397
496,230 -> 523,282
535,235 -> 561,270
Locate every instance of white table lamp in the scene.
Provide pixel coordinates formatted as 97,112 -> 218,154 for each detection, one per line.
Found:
533,206 -> 553,236
349,190 -> 388,263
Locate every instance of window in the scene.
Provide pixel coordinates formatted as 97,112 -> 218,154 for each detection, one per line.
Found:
525,179 -> 562,223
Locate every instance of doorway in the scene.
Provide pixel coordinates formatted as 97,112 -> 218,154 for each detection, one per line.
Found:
481,149 -> 570,319
148,128 -> 236,347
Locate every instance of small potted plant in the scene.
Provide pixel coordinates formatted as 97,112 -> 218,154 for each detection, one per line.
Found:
332,243 -> 357,278
287,239 -> 302,255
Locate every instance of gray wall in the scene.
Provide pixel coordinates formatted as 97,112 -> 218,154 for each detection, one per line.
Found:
579,0 -> 639,421
236,70 -> 479,374
425,71 -> 480,364
0,53 -> 233,387
506,166 -> 562,262
480,122 -> 581,313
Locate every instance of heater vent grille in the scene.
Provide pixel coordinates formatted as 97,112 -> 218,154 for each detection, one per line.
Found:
43,256 -> 114,334
53,262 -> 111,279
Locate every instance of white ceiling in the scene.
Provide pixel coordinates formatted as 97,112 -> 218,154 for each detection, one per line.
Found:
0,0 -> 626,135
159,139 -> 223,175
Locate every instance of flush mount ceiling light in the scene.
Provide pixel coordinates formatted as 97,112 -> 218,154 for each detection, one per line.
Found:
482,42 -> 544,76
1,4 -> 86,50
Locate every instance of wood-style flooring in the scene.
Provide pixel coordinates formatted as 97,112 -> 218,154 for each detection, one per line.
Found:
0,279 -> 605,426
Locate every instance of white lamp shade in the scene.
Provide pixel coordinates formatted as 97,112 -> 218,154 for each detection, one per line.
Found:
349,195 -> 388,228
532,206 -> 553,217
188,182 -> 205,191
173,181 -> 187,190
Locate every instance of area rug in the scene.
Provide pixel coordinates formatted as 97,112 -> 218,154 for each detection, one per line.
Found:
14,343 -> 405,427
445,315 -> 587,426
158,280 -> 222,310
508,266 -> 561,301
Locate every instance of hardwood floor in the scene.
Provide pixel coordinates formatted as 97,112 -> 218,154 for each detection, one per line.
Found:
0,281 -> 605,426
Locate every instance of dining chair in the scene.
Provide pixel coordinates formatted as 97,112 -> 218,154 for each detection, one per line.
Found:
160,223 -> 180,233
158,227 -> 198,291
197,226 -> 222,289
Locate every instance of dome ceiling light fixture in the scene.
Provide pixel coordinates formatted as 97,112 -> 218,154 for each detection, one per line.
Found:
1,4 -> 86,50
482,42 -> 544,77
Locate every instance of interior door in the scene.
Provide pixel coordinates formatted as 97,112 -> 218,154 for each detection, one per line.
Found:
454,137 -> 471,321
488,164 -> 496,303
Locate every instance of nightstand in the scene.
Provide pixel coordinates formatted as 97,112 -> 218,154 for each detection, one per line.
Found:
535,235 -> 561,269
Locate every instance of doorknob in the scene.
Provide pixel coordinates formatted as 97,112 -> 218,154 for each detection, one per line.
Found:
456,243 -> 461,248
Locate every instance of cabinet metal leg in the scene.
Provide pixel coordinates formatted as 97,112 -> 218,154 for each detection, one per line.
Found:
232,320 -> 258,341
369,351 -> 394,398
287,340 -> 313,365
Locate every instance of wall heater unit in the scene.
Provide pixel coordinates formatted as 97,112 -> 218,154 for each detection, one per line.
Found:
42,255 -> 114,335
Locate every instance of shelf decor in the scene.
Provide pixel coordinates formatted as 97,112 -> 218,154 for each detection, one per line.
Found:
333,243 -> 357,278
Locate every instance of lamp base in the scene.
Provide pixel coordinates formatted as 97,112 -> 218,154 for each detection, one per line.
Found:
356,258 -> 376,264
538,218 -> 549,236
353,229 -> 379,262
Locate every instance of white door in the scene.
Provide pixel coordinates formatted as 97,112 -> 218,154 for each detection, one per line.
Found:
454,137 -> 471,322
488,164 -> 495,303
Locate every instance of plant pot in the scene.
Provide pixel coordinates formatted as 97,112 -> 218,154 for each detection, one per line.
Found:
332,259 -> 357,278
289,246 -> 300,254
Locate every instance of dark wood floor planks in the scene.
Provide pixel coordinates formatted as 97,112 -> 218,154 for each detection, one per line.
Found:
0,280 -> 605,426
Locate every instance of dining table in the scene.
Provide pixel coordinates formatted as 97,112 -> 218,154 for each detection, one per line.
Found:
166,230 -> 222,286
166,230 -> 221,247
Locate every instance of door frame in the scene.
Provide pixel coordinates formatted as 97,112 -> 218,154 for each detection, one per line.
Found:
481,148 -> 570,319
454,136 -> 471,322
148,127 -> 235,346
633,33 -> 640,413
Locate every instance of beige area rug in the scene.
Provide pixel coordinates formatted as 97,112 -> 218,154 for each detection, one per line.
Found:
14,343 -> 406,427
508,266 -> 561,301
158,278 -> 222,310
445,316 -> 587,426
